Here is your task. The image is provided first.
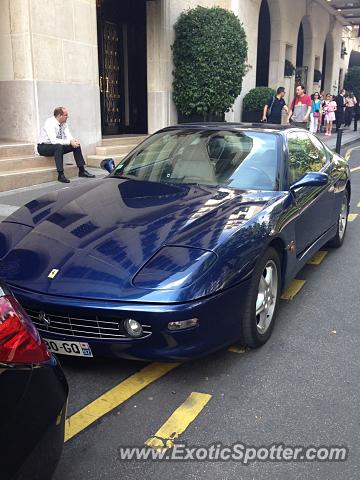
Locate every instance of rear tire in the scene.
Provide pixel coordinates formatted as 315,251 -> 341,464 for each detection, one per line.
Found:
327,190 -> 349,248
241,247 -> 281,348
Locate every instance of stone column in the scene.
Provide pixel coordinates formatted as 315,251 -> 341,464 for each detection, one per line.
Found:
0,0 -> 101,154
147,0 -> 176,134
0,0 -> 37,141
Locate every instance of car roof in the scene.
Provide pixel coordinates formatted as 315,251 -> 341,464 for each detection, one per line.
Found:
162,122 -> 298,135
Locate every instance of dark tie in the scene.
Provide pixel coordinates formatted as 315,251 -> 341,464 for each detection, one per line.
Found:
58,123 -> 65,139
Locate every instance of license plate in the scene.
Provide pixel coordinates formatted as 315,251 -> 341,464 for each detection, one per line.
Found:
43,338 -> 93,357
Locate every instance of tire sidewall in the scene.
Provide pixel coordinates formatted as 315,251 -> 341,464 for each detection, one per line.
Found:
241,247 -> 281,347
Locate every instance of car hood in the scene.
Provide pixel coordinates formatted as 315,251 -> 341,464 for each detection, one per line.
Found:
0,178 -> 284,301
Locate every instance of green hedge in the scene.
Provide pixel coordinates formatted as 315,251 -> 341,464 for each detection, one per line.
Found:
284,59 -> 295,77
344,67 -> 360,97
172,6 -> 248,116
243,87 -> 276,112
313,69 -> 322,83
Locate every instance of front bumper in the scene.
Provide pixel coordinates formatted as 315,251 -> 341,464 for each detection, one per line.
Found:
9,280 -> 251,361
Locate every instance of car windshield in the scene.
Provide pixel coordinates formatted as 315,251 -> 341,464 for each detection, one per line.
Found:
111,129 -> 280,191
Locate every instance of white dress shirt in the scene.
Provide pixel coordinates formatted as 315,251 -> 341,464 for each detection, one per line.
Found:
38,116 -> 74,145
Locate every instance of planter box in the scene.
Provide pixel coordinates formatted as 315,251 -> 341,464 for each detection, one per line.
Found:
242,110 -> 262,123
177,112 -> 225,124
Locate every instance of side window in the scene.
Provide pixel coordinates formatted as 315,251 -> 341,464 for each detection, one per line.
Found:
307,134 -> 327,171
287,132 -> 326,185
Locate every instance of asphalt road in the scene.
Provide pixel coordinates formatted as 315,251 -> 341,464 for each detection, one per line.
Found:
1,146 -> 360,479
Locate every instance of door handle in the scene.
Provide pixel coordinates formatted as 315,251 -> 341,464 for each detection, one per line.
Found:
105,76 -> 109,94
99,76 -> 103,93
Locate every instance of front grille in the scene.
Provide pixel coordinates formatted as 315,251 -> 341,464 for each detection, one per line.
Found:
24,308 -> 152,341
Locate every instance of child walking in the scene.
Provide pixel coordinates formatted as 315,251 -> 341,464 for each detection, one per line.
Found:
323,94 -> 337,136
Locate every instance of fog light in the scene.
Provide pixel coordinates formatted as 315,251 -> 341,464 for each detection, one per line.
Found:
124,319 -> 143,338
168,318 -> 199,331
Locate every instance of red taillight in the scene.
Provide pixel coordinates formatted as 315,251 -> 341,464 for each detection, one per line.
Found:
0,295 -> 50,364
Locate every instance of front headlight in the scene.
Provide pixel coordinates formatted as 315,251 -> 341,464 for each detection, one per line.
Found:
132,246 -> 217,290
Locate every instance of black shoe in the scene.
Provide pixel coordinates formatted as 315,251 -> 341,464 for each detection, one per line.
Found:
79,169 -> 95,178
58,173 -> 70,183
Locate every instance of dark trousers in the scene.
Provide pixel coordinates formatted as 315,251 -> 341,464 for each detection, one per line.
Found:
335,112 -> 344,132
345,107 -> 354,127
37,143 -> 85,173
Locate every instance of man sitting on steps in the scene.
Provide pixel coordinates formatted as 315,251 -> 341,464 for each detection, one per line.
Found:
37,106 -> 95,183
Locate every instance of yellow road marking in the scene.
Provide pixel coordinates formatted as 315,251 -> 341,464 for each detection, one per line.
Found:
145,392 -> 212,451
281,279 -> 306,301
350,166 -> 360,173
345,146 -> 360,161
348,213 -> 358,222
307,250 -> 328,266
65,362 -> 179,442
357,201 -> 360,208
228,344 -> 246,354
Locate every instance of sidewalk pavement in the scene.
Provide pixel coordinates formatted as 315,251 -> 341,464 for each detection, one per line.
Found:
317,128 -> 359,150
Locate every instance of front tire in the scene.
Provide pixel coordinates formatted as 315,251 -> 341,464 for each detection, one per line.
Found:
241,247 -> 281,348
327,190 -> 349,248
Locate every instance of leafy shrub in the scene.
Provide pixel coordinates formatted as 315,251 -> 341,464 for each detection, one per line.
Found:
314,69 -> 322,83
344,67 -> 360,97
242,87 -> 276,112
284,59 -> 296,77
172,6 -> 248,116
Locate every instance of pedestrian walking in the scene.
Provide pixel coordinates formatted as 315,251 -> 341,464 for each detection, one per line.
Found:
38,107 -> 95,183
334,89 -> 346,132
323,94 -> 337,136
309,92 -> 322,134
318,90 -> 325,132
288,84 -> 312,128
345,92 -> 357,127
261,87 -> 289,124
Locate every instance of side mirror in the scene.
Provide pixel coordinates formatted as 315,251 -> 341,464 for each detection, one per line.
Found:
290,172 -> 329,190
100,158 -> 115,173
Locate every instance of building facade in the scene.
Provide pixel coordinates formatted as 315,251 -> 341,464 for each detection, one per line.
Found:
0,0 -> 359,155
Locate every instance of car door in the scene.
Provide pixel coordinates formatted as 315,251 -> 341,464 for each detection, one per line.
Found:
286,131 -> 334,255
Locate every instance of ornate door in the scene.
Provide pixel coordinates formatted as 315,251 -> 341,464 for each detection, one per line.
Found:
98,20 -> 124,135
97,0 -> 148,135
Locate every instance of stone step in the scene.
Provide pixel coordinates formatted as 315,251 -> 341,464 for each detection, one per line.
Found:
0,165 -> 78,192
87,153 -> 126,168
0,142 -> 35,158
0,155 -> 56,172
100,135 -> 147,145
95,144 -> 139,156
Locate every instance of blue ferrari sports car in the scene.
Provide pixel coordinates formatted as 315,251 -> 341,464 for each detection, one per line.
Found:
0,124 -> 351,361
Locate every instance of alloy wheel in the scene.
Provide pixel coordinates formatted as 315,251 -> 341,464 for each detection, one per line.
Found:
255,260 -> 279,334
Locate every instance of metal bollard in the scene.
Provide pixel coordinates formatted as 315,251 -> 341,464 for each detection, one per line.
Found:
335,128 -> 343,154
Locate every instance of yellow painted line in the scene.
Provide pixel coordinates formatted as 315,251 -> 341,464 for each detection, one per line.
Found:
228,344 -> 246,354
307,250 -> 328,266
348,213 -> 358,222
357,201 -> 360,208
345,145 -> 360,161
145,392 -> 212,451
65,362 -> 179,442
281,279 -> 306,301
350,165 -> 360,173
